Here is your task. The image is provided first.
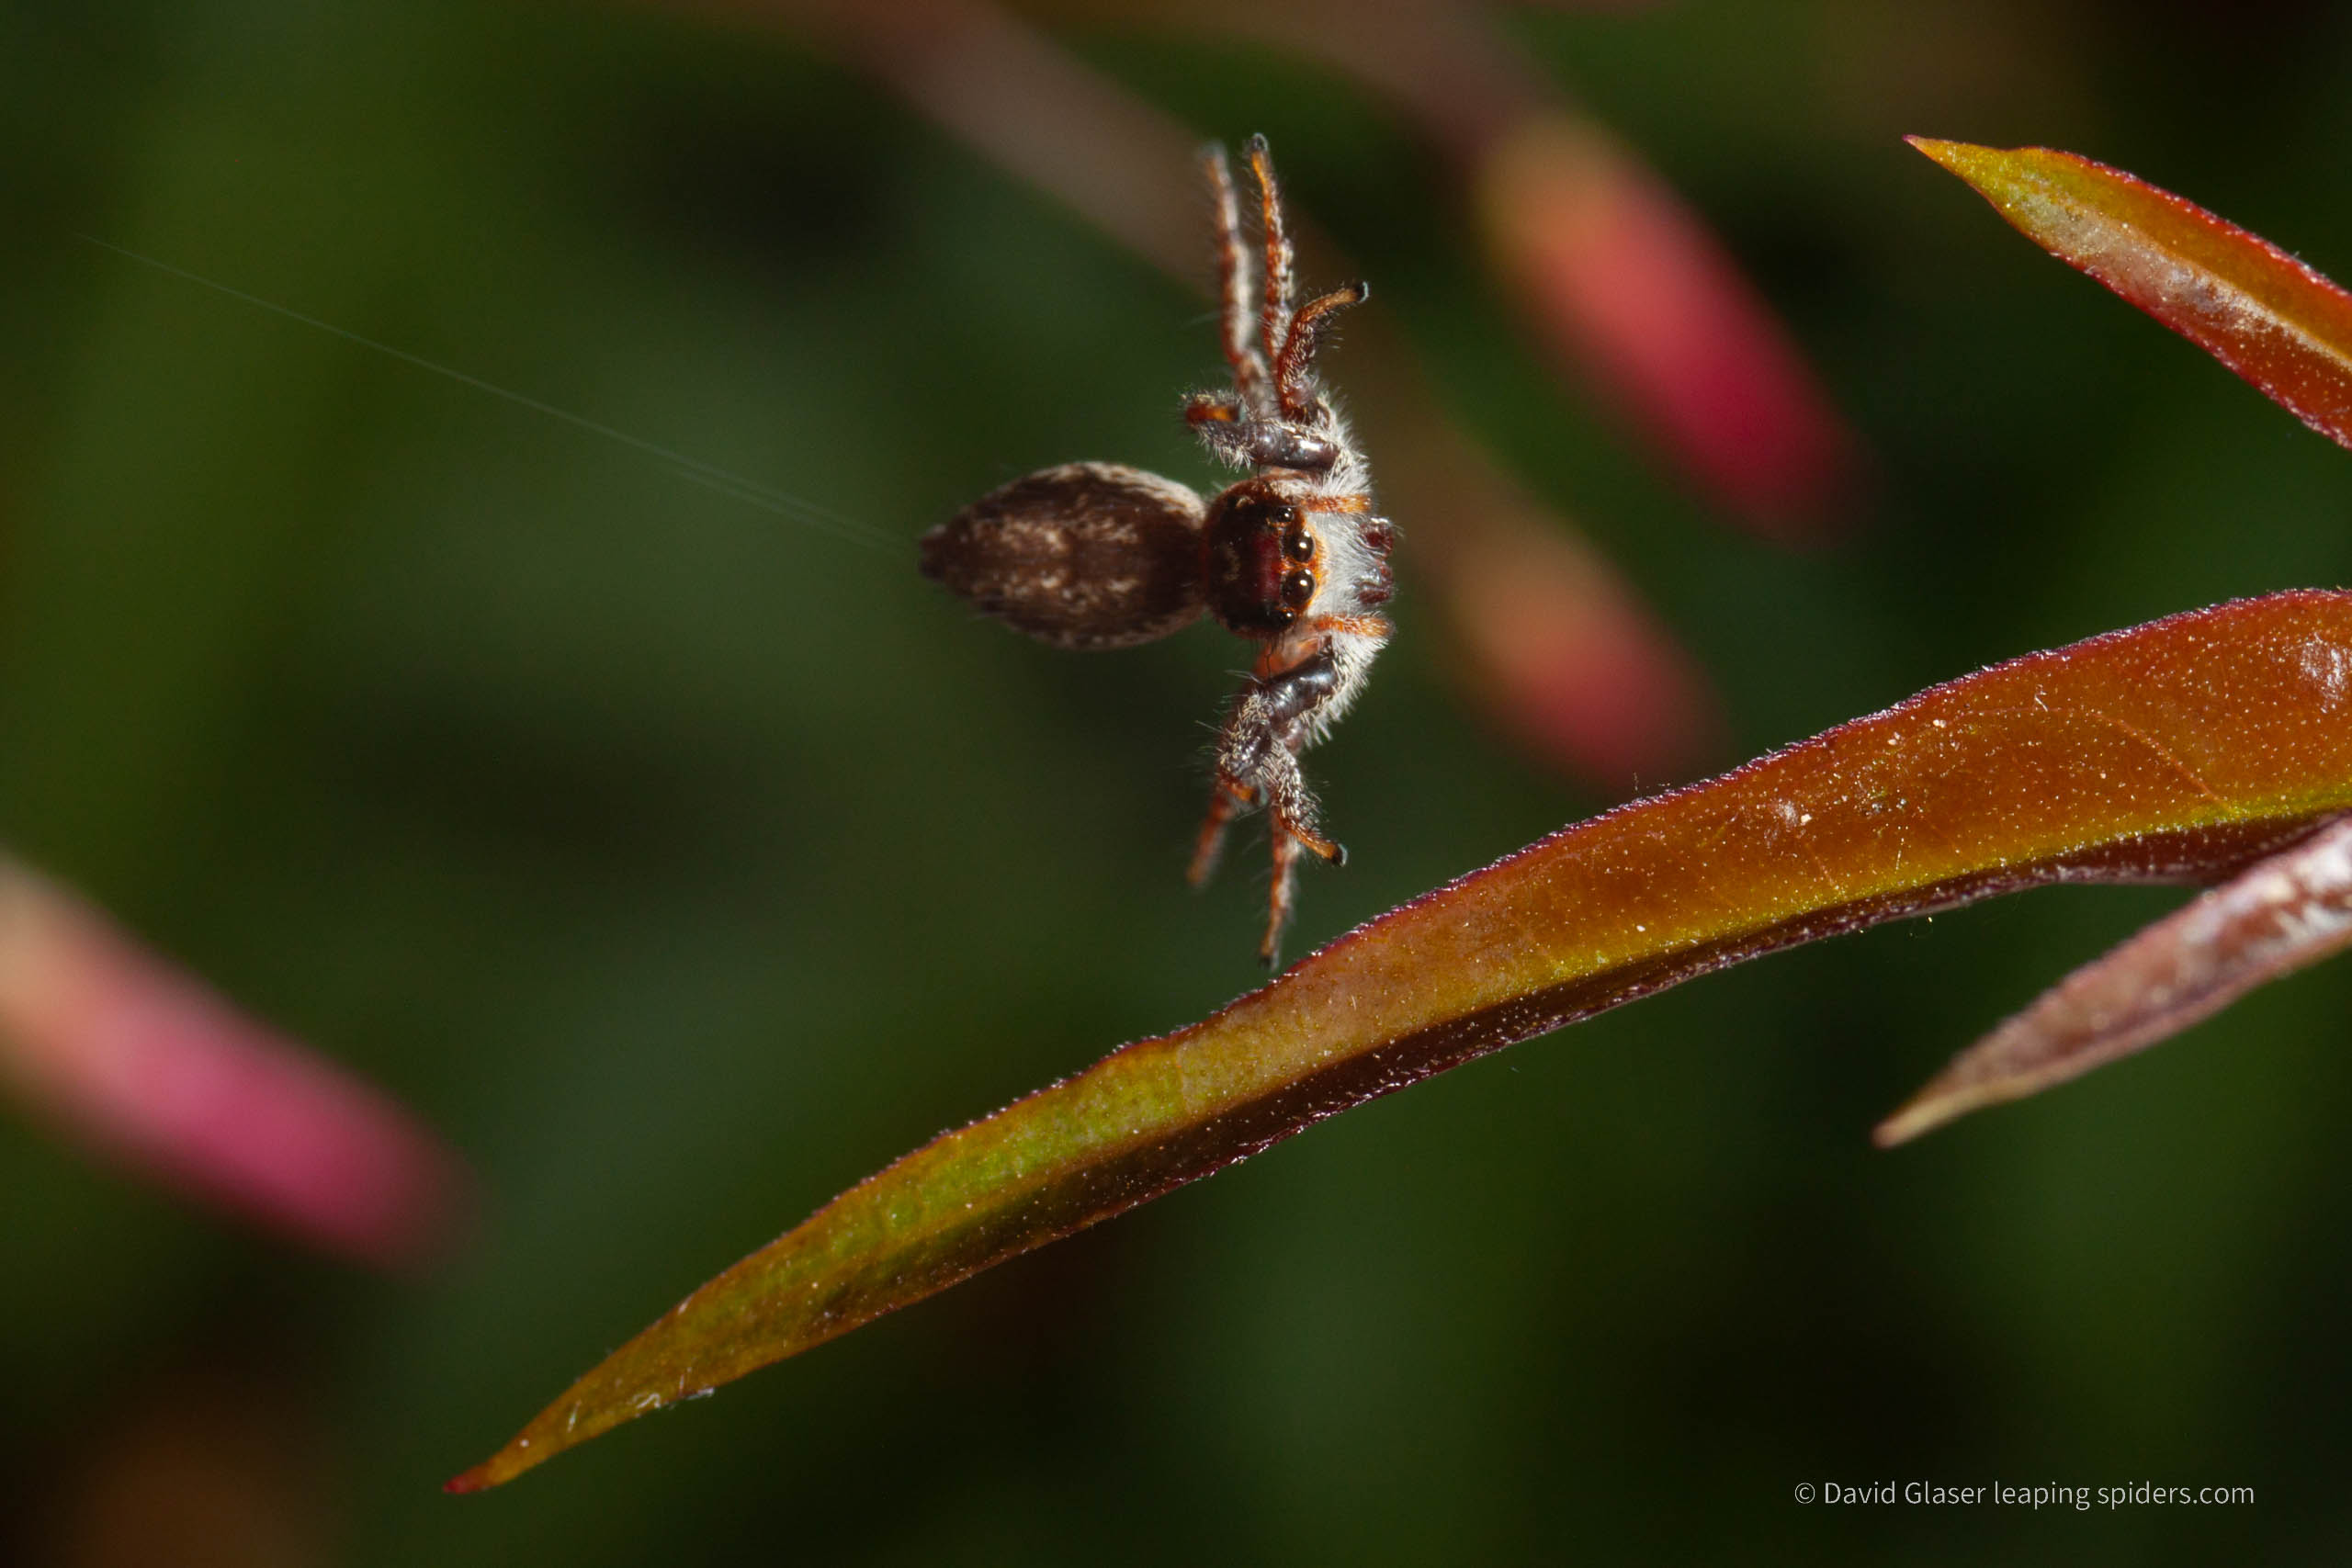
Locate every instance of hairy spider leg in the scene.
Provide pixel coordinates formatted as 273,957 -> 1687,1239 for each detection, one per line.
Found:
1274,283 -> 1367,421
1183,390 -> 1244,429
1252,745 -> 1345,967
1244,135 -> 1296,386
1195,646 -> 1353,965
1306,614 -> 1394,639
1186,779 -> 1251,888
1202,144 -> 1273,416
1184,395 -> 1340,472
1274,803 -> 1345,865
1261,830 -> 1306,966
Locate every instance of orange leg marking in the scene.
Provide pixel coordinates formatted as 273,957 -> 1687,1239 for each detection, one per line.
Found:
1201,146 -> 1269,411
1246,137 -> 1294,380
1260,830 -> 1302,966
1302,492 -> 1371,513
1287,821 -> 1346,865
1258,815 -> 1346,966
1307,614 -> 1393,639
1188,780 -> 1252,888
1274,284 -> 1366,417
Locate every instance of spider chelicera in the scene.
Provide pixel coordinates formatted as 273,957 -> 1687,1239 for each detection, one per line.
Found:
921,135 -> 1396,964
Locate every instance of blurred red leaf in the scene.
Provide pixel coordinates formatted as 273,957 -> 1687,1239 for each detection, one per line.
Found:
0,858 -> 464,1269
1429,499 -> 1718,786
1912,137 -> 2352,450
1480,119 -> 1859,532
454,590 -> 2352,1489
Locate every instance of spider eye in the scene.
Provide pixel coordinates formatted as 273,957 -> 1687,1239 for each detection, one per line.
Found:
1204,481 -> 1314,638
1283,530 -> 1316,564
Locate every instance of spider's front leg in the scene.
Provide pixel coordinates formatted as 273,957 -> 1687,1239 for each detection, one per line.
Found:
1189,649 -> 1346,965
1183,394 -> 1339,473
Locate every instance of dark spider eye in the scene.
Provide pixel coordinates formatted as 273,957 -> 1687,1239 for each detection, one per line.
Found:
1283,530 -> 1316,564
1204,481 -> 1316,637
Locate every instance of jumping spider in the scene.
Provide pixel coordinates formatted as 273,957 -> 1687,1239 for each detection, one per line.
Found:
921,135 -> 1396,965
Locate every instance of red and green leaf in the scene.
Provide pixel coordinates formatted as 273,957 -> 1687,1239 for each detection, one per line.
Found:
453,591 -> 2352,1491
1910,137 -> 2352,449
1878,811 -> 2352,1146
1876,138 -> 2352,1137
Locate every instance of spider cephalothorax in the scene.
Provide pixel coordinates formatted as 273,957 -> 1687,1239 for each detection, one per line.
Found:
921,135 -> 1395,964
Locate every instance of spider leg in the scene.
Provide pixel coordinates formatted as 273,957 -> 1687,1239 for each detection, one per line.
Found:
1184,393 -> 1339,471
1182,390 -> 1246,448
1182,394 -> 1261,470
1274,282 -> 1367,419
1274,800 -> 1345,866
1261,829 -> 1303,966
1252,746 -> 1343,967
1201,144 -> 1272,415
1201,649 -> 1349,964
1187,779 -> 1250,888
1244,134 -> 1295,389
1306,613 -> 1394,639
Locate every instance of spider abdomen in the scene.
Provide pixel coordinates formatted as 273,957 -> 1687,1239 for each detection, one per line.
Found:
921,462 -> 1208,649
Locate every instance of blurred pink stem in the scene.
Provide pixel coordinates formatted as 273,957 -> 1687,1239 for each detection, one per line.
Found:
0,856 -> 462,1268
1430,500 -> 1716,785
1478,118 -> 1856,532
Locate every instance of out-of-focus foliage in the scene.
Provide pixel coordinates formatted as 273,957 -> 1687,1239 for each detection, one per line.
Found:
7,1 -> 2352,1562
0,854 -> 462,1267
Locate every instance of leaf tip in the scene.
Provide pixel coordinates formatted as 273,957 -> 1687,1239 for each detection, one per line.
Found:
1903,136 -> 1988,177
444,1444 -> 537,1495
1875,1055 -> 2019,1147
1871,1092 -> 1958,1149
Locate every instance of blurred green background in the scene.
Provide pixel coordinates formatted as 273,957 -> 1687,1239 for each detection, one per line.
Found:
6,1 -> 2352,1562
